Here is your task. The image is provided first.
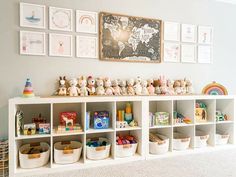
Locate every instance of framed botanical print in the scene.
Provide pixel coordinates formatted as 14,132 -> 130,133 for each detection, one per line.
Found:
163,43 -> 180,62
99,12 -> 163,63
198,26 -> 213,44
181,44 -> 196,63
181,24 -> 196,43
164,22 -> 180,41
76,10 -> 98,33
76,36 -> 98,58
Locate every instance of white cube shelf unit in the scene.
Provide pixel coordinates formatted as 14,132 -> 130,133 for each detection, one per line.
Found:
9,95 -> 235,176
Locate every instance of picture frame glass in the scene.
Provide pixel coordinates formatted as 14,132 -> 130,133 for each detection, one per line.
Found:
164,22 -> 180,41
181,24 -> 196,43
76,10 -> 98,33
163,43 -> 180,62
198,26 -> 213,44
181,44 -> 196,63
198,45 -> 212,64
77,36 -> 98,58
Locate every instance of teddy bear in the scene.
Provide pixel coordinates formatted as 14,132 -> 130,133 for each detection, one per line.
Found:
141,80 -> 149,95
127,78 -> 135,95
119,80 -> 127,95
68,78 -> 80,96
112,79 -> 121,95
87,76 -> 96,95
95,78 -> 105,95
134,76 -> 142,95
78,76 -> 90,96
57,76 -> 67,96
147,79 -> 155,95
104,77 -> 114,95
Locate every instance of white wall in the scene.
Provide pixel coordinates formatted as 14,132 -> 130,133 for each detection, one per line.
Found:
1,0 -> 236,138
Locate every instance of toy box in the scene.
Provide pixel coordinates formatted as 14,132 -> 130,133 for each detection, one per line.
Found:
94,111 -> 110,129
38,123 -> 50,134
60,112 -> 77,127
23,123 -> 36,135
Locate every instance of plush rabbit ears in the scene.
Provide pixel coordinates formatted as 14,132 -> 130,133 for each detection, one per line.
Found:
59,76 -> 66,80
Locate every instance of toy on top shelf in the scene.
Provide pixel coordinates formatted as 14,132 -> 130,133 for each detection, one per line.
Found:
216,110 -> 228,122
195,102 -> 207,123
173,80 -> 182,95
127,78 -> 135,95
180,79 -> 187,94
202,81 -> 228,95
112,79 -> 121,95
68,78 -> 80,97
141,80 -> 149,95
96,77 -> 105,95
186,79 -> 194,94
56,76 -> 67,96
93,111 -> 110,129
78,76 -> 90,96
104,77 -> 114,96
154,79 -> 161,95
119,80 -> 127,95
147,79 -> 155,95
159,76 -> 168,95
23,78 -> 35,98
166,79 -> 175,95
87,76 -> 96,95
134,77 -> 142,95
173,111 -> 192,125
149,112 -> 169,127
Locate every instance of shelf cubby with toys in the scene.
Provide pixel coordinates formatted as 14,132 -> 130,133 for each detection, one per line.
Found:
9,95 -> 235,176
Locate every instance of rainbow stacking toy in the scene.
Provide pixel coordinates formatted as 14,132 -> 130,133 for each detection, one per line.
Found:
23,78 -> 35,98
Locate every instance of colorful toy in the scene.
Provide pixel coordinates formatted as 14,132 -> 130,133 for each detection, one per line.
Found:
94,111 -> 110,129
23,78 -> 35,98
147,79 -> 155,95
86,139 -> 108,147
60,112 -> 77,127
68,78 -> 80,97
134,77 -> 142,95
195,102 -> 207,122
16,110 -> 24,137
78,76 -> 90,96
119,80 -> 127,95
202,81 -> 228,95
116,135 -> 137,145
173,111 -> 192,124
24,123 -> 36,135
95,77 -> 105,95
154,112 -> 169,126
125,103 -> 133,124
38,123 -> 50,134
127,78 -> 135,95
56,124 -> 82,134
112,79 -> 121,95
87,76 -> 96,95
32,113 -> 46,131
116,121 -> 129,128
216,110 -> 228,122
57,76 -> 67,96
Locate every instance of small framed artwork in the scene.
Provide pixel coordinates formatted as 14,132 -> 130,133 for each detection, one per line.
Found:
164,22 -> 180,41
198,45 -> 212,64
76,36 -> 98,58
49,6 -> 73,31
163,43 -> 180,62
181,24 -> 196,43
181,44 -> 196,63
20,31 -> 46,56
20,3 -> 46,29
198,26 -> 213,44
49,33 -> 73,57
76,10 -> 98,33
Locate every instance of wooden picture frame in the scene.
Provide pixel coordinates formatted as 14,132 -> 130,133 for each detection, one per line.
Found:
99,12 -> 163,63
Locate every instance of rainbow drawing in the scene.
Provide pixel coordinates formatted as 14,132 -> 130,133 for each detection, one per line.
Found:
79,15 -> 95,25
202,81 -> 228,95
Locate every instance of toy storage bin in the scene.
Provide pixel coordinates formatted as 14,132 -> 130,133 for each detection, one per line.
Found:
116,142 -> 138,158
195,130 -> 209,148
149,134 -> 169,155
86,138 -> 111,160
216,131 -> 230,145
19,142 -> 50,169
54,141 -> 82,164
173,132 -> 190,151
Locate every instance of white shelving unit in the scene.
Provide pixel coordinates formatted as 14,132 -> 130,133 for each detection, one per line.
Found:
9,95 -> 235,177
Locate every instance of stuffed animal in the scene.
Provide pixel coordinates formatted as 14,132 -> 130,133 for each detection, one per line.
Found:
57,76 -> 67,96
104,77 -> 114,95
180,79 -> 187,94
68,78 -> 80,96
78,76 -> 90,96
147,79 -> 155,95
134,77 -> 142,95
154,79 -> 161,95
174,80 -> 182,95
87,76 -> 96,95
96,78 -> 105,95
112,79 -> 121,95
186,79 -> 194,94
119,80 -> 127,95
127,78 -> 135,95
160,75 -> 168,95
141,80 -> 149,95
167,79 -> 175,95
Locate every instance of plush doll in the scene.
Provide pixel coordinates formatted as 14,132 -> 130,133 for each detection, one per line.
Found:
154,79 -> 161,95
134,77 -> 142,95
167,79 -> 175,95
174,80 -> 182,95
57,76 -> 67,96
104,77 -> 114,95
186,79 -> 194,94
160,75 -> 168,95
147,79 -> 155,95
112,79 -> 121,95
68,78 -> 80,96
78,76 -> 90,96
141,80 -> 149,95
95,78 -> 105,95
119,80 -> 127,95
127,78 -> 135,95
180,79 -> 187,94
87,76 -> 96,95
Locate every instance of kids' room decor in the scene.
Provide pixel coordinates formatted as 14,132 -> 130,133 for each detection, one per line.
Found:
202,81 -> 228,95
197,45 -> 212,64
0,139 -> 8,177
181,24 -> 196,43
163,43 -> 180,62
164,21 -> 180,42
181,44 -> 196,63
76,10 -> 98,33
23,78 -> 35,98
76,36 -> 98,58
198,26 -> 213,45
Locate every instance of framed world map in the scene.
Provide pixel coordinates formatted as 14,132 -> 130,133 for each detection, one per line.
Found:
99,12 -> 163,63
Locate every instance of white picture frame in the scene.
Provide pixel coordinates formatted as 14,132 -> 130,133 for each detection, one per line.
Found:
20,31 -> 46,56
49,33 -> 73,57
198,26 -> 213,44
20,3 -> 46,29
163,43 -> 180,62
198,45 -> 212,64
76,36 -> 98,58
76,10 -> 98,33
49,6 -> 73,31
181,44 -> 196,63
181,24 -> 196,43
164,22 -> 180,41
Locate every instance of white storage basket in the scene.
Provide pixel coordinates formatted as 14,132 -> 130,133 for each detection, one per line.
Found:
149,134 -> 169,155
173,132 -> 190,151
86,138 -> 110,160
216,131 -> 230,145
116,142 -> 138,158
195,130 -> 209,148
54,141 -> 82,164
19,142 -> 50,169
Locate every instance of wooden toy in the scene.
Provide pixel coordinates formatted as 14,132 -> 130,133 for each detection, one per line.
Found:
68,78 -> 80,97
78,76 -> 90,96
127,78 -> 135,95
134,77 -> 142,95
23,123 -> 36,135
195,102 -> 207,122
56,124 -> 82,133
202,81 -> 228,95
32,113 -> 46,131
94,111 -> 110,129
57,76 -> 67,96
95,77 -> 105,95
87,76 -> 96,95
104,77 -> 114,95
60,112 -> 77,127
116,121 -> 128,128
16,110 -> 24,137
173,111 -> 192,124
149,132 -> 165,144
23,78 -> 35,98
38,123 -> 50,134
112,79 -> 121,95
125,103 -> 133,124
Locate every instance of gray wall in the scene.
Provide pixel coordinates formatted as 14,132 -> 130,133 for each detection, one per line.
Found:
0,0 -> 236,138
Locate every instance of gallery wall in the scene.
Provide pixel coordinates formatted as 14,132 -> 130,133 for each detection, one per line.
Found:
1,0 -> 236,138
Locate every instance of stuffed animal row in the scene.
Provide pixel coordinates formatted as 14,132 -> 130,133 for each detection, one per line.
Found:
55,76 -> 194,97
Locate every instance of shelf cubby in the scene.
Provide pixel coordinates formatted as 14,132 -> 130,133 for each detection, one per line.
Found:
216,99 -> 234,123
216,123 -> 234,145
173,126 -> 194,150
195,124 -> 215,147
195,99 -> 215,124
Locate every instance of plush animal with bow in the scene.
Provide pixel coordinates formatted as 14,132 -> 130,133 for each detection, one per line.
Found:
87,76 -> 96,95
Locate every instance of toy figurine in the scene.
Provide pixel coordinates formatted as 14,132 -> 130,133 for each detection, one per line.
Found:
127,78 -> 135,95
68,78 -> 80,96
104,77 -> 114,95
112,79 -> 121,95
134,77 -> 142,95
119,80 -> 127,95
180,79 -> 187,94
167,79 -> 175,95
174,80 -> 182,95
186,79 -> 194,94
96,77 -> 105,95
147,79 -> 155,95
160,76 -> 168,95
78,76 -> 90,96
87,76 -> 96,95
57,76 -> 67,96
141,80 -> 149,95
154,79 -> 161,95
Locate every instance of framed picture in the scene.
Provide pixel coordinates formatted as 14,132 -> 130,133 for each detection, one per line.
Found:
76,36 -> 98,58
20,3 -> 46,29
181,24 -> 196,43
198,26 -> 213,44
49,6 -> 73,31
76,10 -> 98,33
20,31 -> 46,56
99,12 -> 162,63
198,45 -> 212,64
164,22 -> 180,41
49,33 -> 73,57
181,44 -> 196,63
163,43 -> 180,62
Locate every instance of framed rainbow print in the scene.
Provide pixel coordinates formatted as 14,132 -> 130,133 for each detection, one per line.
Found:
76,10 -> 98,33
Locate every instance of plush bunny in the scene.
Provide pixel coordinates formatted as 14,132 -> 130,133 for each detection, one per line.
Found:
134,77 -> 142,95
141,80 -> 149,95
87,76 -> 96,95
167,79 -> 175,95
68,78 -> 80,96
147,79 -> 155,95
112,79 -> 121,95
78,76 -> 90,96
180,79 -> 187,94
57,76 -> 67,96
127,78 -> 135,95
104,77 -> 114,95
154,79 -> 161,95
96,78 -> 105,95
186,79 -> 194,94
119,80 -> 127,95
174,80 -> 182,95
159,75 -> 168,95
